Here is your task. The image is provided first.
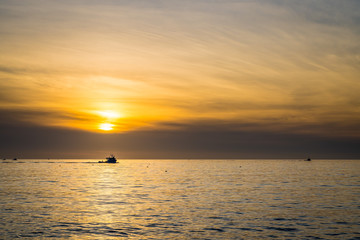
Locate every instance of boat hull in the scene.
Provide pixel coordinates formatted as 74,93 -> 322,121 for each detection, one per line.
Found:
99,155 -> 117,163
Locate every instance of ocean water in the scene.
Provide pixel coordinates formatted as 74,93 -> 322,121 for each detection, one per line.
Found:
0,159 -> 359,239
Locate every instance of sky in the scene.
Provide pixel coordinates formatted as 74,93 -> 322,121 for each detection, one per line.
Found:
0,0 -> 360,159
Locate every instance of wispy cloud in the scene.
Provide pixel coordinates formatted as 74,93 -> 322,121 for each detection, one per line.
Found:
0,0 -> 359,139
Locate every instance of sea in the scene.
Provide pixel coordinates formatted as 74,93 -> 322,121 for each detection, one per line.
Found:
0,159 -> 359,239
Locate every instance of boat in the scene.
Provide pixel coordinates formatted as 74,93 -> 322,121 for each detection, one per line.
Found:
305,158 -> 311,161
99,154 -> 117,163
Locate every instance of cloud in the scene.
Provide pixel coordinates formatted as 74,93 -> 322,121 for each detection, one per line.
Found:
0,0 -> 359,156
1,116 -> 359,159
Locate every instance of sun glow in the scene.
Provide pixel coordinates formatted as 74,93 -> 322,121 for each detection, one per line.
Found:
99,123 -> 114,131
96,110 -> 121,119
95,110 -> 122,131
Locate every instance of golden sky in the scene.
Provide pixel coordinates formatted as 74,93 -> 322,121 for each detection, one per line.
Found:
1,0 -> 360,138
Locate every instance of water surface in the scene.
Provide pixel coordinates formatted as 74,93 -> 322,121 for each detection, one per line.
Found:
1,159 -> 359,239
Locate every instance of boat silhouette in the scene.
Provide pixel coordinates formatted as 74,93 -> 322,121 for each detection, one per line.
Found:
98,155 -> 117,163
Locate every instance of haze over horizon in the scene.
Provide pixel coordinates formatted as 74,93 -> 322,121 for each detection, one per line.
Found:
1,0 -> 359,159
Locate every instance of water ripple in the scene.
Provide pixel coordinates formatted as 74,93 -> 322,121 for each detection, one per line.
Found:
1,159 -> 359,239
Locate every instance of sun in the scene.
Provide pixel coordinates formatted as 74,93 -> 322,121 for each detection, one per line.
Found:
99,123 -> 114,131
95,110 -> 122,131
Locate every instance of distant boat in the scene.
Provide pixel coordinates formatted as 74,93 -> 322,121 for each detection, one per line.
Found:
305,158 -> 311,161
99,155 -> 117,163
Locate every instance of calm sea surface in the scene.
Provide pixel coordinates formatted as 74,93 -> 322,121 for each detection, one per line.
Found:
0,159 -> 359,239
